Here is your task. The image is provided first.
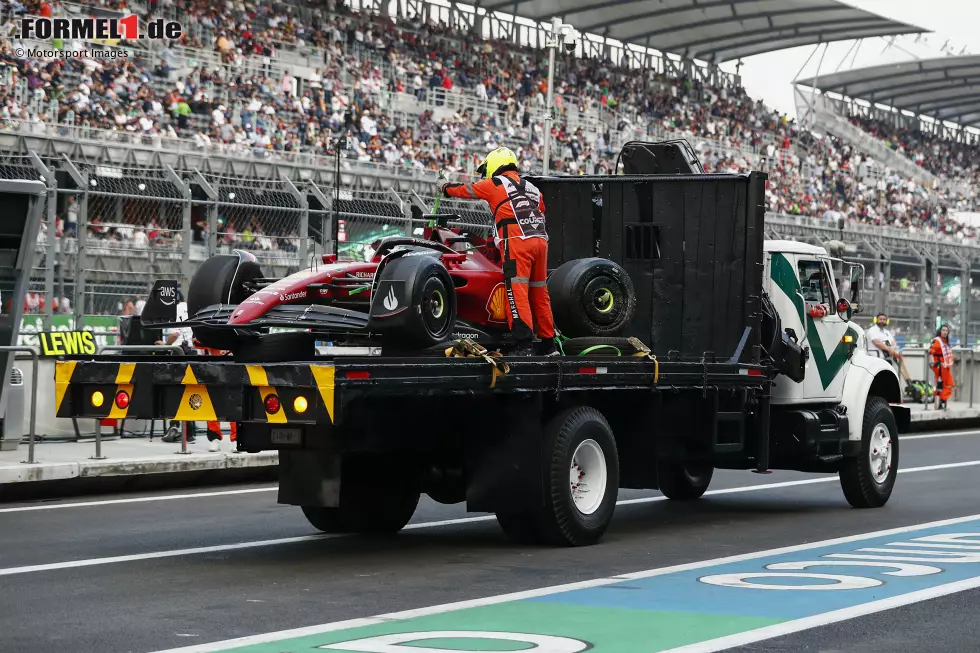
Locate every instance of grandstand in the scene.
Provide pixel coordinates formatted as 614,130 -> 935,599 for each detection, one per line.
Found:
3,0 -> 980,344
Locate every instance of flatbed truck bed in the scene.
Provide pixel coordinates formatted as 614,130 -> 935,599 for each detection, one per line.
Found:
55,351 -> 774,546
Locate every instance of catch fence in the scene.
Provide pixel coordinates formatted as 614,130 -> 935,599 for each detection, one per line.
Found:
4,150 -> 980,345
2,151 -> 495,331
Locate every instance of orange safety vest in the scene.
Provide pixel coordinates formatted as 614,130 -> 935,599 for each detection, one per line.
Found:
444,170 -> 547,243
930,337 -> 953,368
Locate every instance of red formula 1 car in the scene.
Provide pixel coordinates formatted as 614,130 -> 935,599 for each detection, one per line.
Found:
142,215 -> 636,358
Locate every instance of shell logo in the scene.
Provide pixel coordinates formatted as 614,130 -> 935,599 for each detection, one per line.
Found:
486,283 -> 508,322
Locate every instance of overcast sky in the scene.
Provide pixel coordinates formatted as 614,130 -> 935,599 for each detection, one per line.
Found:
720,0 -> 980,119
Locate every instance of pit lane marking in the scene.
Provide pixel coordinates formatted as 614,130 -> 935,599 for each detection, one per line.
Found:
148,512 -> 980,653
1,459 -> 979,577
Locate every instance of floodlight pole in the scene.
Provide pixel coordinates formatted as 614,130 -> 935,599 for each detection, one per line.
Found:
542,16 -> 563,176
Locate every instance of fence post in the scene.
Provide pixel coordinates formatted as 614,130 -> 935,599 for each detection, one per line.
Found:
192,168 -> 218,257
29,152 -> 58,331
166,165 -> 193,294
282,176 -> 309,263
309,181 -> 334,256
61,154 -> 89,327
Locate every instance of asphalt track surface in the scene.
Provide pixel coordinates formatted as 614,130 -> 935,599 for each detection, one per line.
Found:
1,428 -> 979,653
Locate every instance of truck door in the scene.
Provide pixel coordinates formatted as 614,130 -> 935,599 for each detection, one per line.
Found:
797,257 -> 853,401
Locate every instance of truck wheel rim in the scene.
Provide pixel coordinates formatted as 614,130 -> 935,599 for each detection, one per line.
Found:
569,439 -> 607,515
869,423 -> 893,484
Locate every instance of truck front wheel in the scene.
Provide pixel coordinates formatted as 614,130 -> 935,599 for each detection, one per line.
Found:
496,406 -> 619,547
656,462 -> 713,500
839,396 -> 899,508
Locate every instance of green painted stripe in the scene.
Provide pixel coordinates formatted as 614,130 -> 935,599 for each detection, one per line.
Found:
217,602 -> 783,653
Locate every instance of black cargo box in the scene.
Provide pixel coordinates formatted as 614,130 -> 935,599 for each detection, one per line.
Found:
529,172 -> 766,365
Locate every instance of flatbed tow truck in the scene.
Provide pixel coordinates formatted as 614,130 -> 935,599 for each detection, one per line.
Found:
51,143 -> 910,546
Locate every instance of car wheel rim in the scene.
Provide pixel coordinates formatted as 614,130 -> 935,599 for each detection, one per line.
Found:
869,423 -> 893,484
594,287 -> 614,313
428,289 -> 445,320
569,438 -> 607,515
421,281 -> 450,336
582,277 -> 622,326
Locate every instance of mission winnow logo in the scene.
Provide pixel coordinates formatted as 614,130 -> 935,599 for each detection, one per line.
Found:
19,15 -> 182,40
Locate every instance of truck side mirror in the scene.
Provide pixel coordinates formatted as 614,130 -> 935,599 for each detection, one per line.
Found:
848,264 -> 862,313
836,298 -> 852,321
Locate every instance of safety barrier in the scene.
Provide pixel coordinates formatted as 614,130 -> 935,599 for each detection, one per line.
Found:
0,347 -> 41,465
900,347 -> 975,409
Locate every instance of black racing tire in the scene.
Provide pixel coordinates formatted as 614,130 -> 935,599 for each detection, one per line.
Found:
839,396 -> 899,509
548,258 -> 636,338
187,252 -> 264,349
234,332 -> 316,363
374,254 -> 457,349
537,406 -> 619,546
301,457 -> 421,535
561,337 -> 638,357
656,461 -> 713,500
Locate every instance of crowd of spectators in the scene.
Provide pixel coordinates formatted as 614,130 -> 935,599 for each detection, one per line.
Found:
2,0 -> 980,242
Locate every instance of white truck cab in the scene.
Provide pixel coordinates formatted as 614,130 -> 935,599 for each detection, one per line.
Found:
762,240 -> 909,507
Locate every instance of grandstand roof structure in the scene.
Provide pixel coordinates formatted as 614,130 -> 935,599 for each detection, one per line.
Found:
480,0 -> 926,62
797,55 -> 980,128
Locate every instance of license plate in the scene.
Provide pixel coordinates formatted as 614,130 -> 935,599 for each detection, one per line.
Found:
271,428 -> 302,445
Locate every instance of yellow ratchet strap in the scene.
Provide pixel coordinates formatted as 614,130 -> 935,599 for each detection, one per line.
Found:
445,338 -> 511,388
627,336 -> 659,384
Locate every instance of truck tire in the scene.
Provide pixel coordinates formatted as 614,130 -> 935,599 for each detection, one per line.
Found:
561,337 -> 638,356
656,462 -> 713,500
301,458 -> 421,535
548,258 -> 636,338
523,406 -> 619,546
839,396 -> 899,509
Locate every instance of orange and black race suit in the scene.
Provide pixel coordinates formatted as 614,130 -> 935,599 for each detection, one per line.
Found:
443,171 -> 555,341
929,336 -> 955,402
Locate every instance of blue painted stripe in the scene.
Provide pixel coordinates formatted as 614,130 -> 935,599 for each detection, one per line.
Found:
524,519 -> 980,620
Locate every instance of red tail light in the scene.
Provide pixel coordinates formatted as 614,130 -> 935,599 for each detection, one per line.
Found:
345,371 -> 370,380
114,390 -> 130,408
264,394 -> 281,413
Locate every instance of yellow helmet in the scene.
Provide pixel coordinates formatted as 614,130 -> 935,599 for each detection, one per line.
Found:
477,147 -> 519,179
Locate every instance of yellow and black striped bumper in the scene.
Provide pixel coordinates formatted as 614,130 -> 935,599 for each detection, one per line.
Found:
55,360 -> 336,425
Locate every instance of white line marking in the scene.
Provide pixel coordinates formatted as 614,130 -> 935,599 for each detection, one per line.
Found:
2,429 -> 975,514
2,458 -> 979,579
903,429 -> 980,441
0,486 -> 278,514
148,511 -> 980,653
657,575 -> 980,652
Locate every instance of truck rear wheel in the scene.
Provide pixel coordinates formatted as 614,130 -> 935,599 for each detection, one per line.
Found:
839,396 -> 899,508
496,406 -> 619,547
300,458 -> 421,535
656,462 -> 713,500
